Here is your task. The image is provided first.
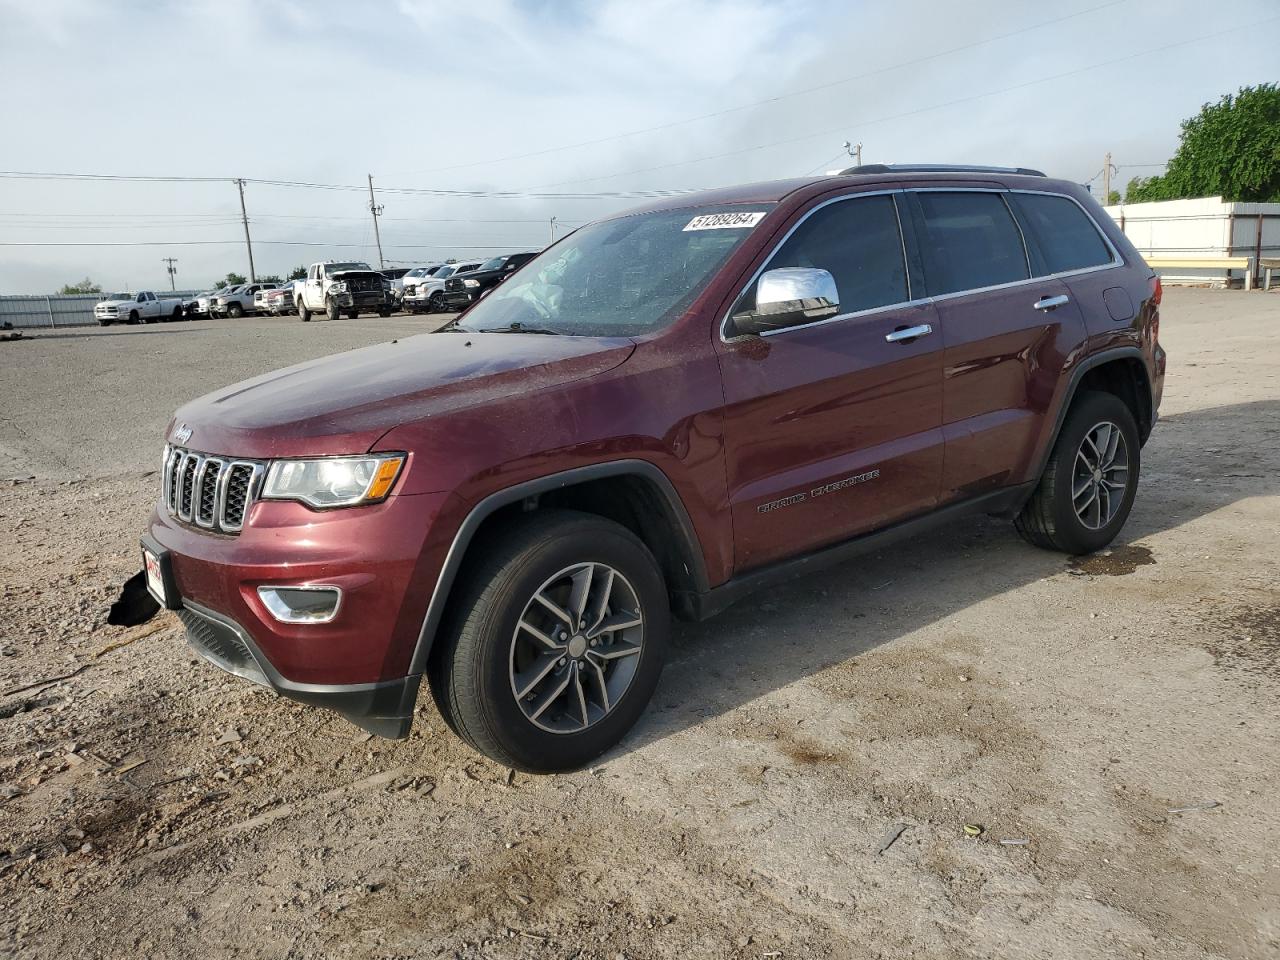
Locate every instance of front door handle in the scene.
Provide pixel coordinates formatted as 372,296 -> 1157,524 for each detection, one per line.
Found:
885,323 -> 933,343
1033,294 -> 1070,311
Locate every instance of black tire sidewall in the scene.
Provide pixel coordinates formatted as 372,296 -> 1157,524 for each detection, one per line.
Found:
464,521 -> 668,772
1048,392 -> 1141,554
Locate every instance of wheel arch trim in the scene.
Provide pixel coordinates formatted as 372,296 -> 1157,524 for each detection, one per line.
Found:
1033,346 -> 1152,481
406,459 -> 708,677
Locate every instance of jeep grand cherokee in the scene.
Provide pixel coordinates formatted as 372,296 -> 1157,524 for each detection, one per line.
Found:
136,164 -> 1165,773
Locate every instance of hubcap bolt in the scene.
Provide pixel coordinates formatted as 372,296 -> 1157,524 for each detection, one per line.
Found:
558,657 -> 567,667
590,638 -> 598,647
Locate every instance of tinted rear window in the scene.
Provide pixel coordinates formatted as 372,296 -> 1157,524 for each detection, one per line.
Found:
762,194 -> 908,315
1012,193 -> 1113,275
913,192 -> 1028,296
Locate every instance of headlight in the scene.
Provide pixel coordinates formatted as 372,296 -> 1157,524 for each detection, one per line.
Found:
262,454 -> 405,508
330,281 -> 348,293
463,278 -> 480,288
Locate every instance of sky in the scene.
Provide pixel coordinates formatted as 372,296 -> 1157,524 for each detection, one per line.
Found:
1,0 -> 1275,294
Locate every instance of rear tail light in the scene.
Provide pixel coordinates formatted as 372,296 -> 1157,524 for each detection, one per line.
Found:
1149,275 -> 1161,345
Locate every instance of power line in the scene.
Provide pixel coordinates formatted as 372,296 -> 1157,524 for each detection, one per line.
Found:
378,0 -> 1126,179
533,16 -> 1277,189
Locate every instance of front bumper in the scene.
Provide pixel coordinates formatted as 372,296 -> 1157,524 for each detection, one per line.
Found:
145,487 -> 454,734
442,289 -> 474,310
175,593 -> 420,738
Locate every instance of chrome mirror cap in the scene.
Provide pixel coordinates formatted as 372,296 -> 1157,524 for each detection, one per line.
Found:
733,267 -> 840,336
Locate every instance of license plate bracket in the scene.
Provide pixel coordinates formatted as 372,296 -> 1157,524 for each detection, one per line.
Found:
140,537 -> 182,610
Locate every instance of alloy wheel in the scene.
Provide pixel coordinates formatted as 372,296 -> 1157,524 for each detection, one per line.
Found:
508,562 -> 644,734
1073,420 -> 1129,530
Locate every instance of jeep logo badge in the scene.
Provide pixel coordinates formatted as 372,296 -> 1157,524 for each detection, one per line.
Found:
173,423 -> 193,444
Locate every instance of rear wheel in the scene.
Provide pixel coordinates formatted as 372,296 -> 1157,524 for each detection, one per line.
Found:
297,299 -> 311,322
1015,390 -> 1140,555
171,307 -> 183,322
429,510 -> 668,773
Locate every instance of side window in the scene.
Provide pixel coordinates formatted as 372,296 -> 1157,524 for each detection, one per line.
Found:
762,194 -> 908,315
912,191 -> 1029,296
1011,193 -> 1113,275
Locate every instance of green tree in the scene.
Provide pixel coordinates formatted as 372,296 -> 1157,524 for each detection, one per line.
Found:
1106,189 -> 1121,206
59,277 -> 102,295
287,265 -> 308,281
214,271 -> 248,290
258,274 -> 282,284
1127,83 -> 1280,203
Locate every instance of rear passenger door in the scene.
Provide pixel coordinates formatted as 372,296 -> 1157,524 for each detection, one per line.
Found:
905,189 -> 1087,502
715,191 -> 943,572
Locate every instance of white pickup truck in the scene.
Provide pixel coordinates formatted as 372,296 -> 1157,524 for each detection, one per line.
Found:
94,291 -> 185,326
295,261 -> 392,322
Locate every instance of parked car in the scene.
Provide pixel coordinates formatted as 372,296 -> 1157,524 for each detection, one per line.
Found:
211,283 -> 273,318
379,267 -> 412,307
403,261 -> 482,313
441,252 -> 539,311
252,284 -> 281,315
135,164 -> 1165,773
294,261 -> 392,321
263,285 -> 295,316
189,291 -> 220,318
94,291 -> 184,325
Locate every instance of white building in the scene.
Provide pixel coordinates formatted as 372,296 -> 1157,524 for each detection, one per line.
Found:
1102,196 -> 1280,287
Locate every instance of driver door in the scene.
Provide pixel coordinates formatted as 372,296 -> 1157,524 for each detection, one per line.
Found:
714,192 -> 944,572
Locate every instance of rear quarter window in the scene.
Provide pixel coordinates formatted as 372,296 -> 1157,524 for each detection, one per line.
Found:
1011,192 -> 1114,275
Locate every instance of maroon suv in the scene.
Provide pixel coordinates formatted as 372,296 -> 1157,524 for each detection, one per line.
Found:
138,164 -> 1165,772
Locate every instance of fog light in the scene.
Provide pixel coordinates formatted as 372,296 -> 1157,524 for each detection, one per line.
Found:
257,586 -> 342,624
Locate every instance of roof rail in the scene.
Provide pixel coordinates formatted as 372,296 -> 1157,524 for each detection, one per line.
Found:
839,163 -> 1047,177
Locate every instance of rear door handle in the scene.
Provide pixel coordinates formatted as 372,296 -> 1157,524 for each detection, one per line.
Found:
1033,294 -> 1070,311
885,323 -> 933,343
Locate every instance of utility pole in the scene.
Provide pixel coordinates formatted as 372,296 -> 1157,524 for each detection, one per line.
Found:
1102,152 -> 1113,205
843,140 -> 862,166
234,179 -> 256,282
161,257 -> 178,291
549,216 -> 558,245
367,174 -> 385,270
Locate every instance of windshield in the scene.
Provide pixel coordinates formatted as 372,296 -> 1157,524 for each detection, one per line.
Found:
324,262 -> 371,276
458,204 -> 773,336
477,256 -> 507,272
107,292 -> 131,300
406,267 -> 430,278
433,265 -> 456,279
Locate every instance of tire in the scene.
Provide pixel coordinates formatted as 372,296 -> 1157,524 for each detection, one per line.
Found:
377,308 -> 391,318
127,311 -> 140,325
429,510 -> 669,773
347,310 -> 359,320
228,303 -> 243,319
171,307 -> 183,322
326,298 -> 341,322
98,319 -> 112,327
1015,390 -> 1141,555
297,299 -> 311,322
428,291 -> 445,313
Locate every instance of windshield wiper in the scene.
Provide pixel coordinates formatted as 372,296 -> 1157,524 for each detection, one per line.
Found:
490,322 -> 562,335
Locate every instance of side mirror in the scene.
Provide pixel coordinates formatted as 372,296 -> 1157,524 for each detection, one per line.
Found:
730,267 -> 840,336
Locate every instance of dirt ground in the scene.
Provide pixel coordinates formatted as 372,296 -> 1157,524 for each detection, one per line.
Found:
1,289 -> 1277,960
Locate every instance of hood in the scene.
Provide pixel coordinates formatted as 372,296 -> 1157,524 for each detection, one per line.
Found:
169,331 -> 636,459
330,270 -> 383,281
97,299 -> 128,308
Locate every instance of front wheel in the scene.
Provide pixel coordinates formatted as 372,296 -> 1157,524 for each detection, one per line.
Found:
428,291 -> 445,313
326,298 -> 341,322
1015,390 -> 1140,555
377,307 -> 391,318
429,510 -> 669,773
227,303 -> 243,318
347,310 -> 359,320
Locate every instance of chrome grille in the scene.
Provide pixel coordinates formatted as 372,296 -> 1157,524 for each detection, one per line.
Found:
162,447 -> 264,535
